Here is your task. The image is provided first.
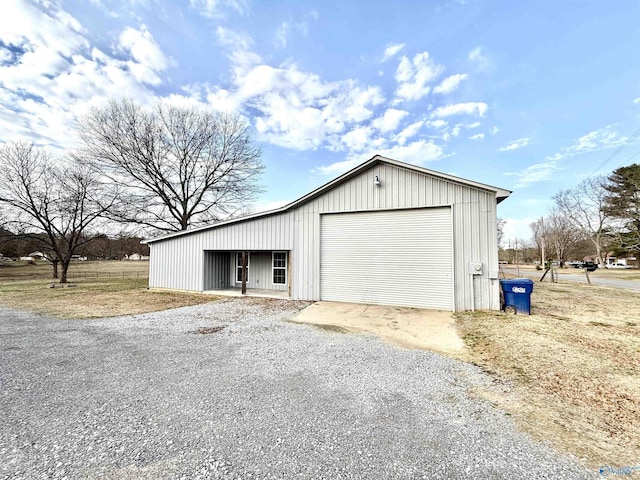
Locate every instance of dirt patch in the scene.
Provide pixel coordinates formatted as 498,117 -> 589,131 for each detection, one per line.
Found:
457,280 -> 640,468
291,301 -> 465,355
293,322 -> 352,334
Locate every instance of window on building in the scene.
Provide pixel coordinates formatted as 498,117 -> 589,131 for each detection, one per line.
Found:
236,252 -> 249,282
272,252 -> 287,285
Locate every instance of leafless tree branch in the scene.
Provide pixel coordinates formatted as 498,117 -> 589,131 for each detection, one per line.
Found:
0,141 -> 119,282
76,98 -> 264,233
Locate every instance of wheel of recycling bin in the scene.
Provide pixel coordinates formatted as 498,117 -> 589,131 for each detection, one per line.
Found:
504,305 -> 517,315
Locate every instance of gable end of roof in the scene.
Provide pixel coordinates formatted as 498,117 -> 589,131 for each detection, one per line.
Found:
143,155 -> 511,244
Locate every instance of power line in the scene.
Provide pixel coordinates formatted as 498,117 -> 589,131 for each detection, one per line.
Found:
590,126 -> 640,175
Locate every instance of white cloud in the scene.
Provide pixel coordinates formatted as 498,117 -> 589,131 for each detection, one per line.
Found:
275,20 -> 310,48
214,27 -> 262,79
276,22 -> 289,47
490,126 -> 499,135
563,127 -> 623,155
118,26 -> 172,85
0,46 -> 13,64
633,97 -> 640,104
505,160 -> 561,188
251,199 -> 291,213
371,108 -> 409,133
316,139 -> 444,176
240,70 -> 384,150
394,51 -> 443,102
313,157 -> 362,176
499,137 -> 530,152
0,1 -> 88,60
425,119 -> 448,129
397,120 -> 424,144
469,133 -> 484,141
468,46 -> 487,64
2,3 -> 470,179
381,43 -> 405,62
203,31 -> 388,151
433,73 -> 468,95
216,26 -> 253,51
502,217 -> 538,245
189,0 -> 247,17
0,3 -> 171,148
340,126 -> 377,152
119,26 -> 170,71
375,140 -> 444,165
431,102 -> 487,118
505,126 -> 628,188
467,121 -> 481,129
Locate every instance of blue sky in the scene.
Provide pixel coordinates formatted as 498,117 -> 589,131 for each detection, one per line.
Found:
2,0 -> 640,243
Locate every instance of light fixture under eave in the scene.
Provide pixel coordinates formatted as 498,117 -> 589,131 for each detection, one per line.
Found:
374,175 -> 381,186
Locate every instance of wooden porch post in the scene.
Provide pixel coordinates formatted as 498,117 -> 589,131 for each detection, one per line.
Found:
241,251 -> 247,295
287,250 -> 291,298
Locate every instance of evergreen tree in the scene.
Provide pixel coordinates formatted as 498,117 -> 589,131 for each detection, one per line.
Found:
604,164 -> 640,252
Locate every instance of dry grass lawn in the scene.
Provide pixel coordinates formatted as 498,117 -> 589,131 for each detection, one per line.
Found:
0,261 -> 218,318
0,259 -> 149,280
502,263 -> 640,281
456,279 -> 640,468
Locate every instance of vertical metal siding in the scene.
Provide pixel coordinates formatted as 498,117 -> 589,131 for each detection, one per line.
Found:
149,163 -> 501,310
294,164 -> 500,310
148,212 -> 293,292
203,251 -> 231,290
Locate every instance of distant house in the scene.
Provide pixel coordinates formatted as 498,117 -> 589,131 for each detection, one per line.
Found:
143,155 -> 511,311
20,251 -> 50,261
124,253 -> 150,261
605,252 -> 638,268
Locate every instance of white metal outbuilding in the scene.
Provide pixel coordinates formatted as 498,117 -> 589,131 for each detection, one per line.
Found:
143,155 -> 511,311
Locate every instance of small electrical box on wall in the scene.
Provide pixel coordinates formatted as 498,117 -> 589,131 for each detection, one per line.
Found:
470,262 -> 483,275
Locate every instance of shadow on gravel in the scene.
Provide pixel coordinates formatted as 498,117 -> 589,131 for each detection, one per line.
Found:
192,326 -> 226,334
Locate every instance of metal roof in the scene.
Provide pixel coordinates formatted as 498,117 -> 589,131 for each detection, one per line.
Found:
143,155 -> 512,244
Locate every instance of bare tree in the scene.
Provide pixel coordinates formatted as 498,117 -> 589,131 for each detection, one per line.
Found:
553,176 -> 612,265
545,209 -> 584,267
0,141 -> 118,282
497,218 -> 506,247
76,98 -> 263,233
529,217 -> 548,263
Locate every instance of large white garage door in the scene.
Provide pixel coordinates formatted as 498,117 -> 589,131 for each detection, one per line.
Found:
320,208 -> 453,310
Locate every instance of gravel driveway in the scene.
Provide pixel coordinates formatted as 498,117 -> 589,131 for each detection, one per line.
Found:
0,298 -> 593,479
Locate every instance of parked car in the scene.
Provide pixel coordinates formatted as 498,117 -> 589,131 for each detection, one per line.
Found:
572,261 -> 598,271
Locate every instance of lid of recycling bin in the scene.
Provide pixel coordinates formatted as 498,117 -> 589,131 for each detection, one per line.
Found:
500,278 -> 534,286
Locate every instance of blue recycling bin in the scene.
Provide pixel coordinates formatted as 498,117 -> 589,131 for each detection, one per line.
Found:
500,278 -> 534,315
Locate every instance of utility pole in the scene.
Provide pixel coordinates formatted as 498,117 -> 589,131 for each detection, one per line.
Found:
515,238 -> 520,276
508,239 -> 512,264
540,217 -> 545,266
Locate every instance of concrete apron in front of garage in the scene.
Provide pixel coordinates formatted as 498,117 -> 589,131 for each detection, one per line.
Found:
292,301 -> 466,356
